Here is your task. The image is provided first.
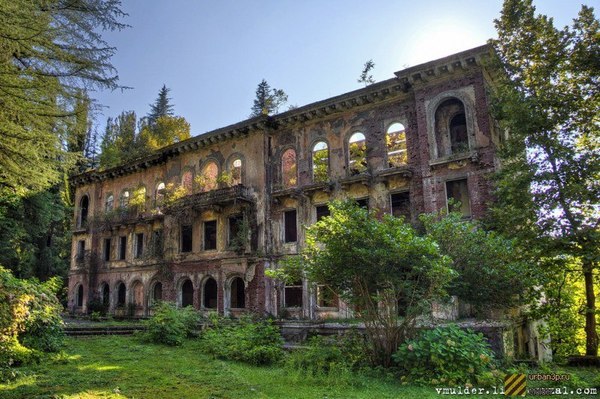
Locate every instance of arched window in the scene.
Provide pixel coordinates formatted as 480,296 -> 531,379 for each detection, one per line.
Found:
182,170 -> 193,193
131,281 -> 144,310
348,132 -> 367,175
199,162 -> 219,192
312,141 -> 329,183
203,277 -> 218,309
79,195 -> 89,228
101,283 -> 110,308
281,148 -> 297,188
116,282 -> 126,307
76,284 -> 84,307
156,182 -> 166,205
231,158 -> 243,185
152,282 -> 163,303
434,98 -> 469,157
105,194 -> 114,211
181,279 -> 194,307
230,277 -> 245,308
386,123 -> 408,167
120,190 -> 130,208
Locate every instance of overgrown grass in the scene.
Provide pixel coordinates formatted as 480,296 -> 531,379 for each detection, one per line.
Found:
0,336 -> 430,399
1,336 -> 597,398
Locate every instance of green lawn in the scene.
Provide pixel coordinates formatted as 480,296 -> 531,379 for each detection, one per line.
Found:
1,336 -> 597,399
0,336 -> 436,399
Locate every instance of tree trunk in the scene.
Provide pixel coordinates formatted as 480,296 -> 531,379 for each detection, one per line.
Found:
583,261 -> 598,356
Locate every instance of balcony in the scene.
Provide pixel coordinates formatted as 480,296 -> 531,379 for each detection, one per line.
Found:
89,207 -> 163,231
165,184 -> 254,213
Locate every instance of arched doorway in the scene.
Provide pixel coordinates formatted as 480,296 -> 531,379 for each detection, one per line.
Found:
230,277 -> 245,309
203,277 -> 218,309
181,279 -> 194,308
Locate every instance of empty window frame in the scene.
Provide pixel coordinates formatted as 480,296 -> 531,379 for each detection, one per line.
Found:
120,190 -> 130,208
152,229 -> 163,257
230,277 -> 245,308
284,280 -> 303,308
391,192 -> 411,221
181,225 -> 193,253
317,285 -> 338,308
312,141 -> 329,183
203,277 -> 218,309
281,148 -> 297,188
155,182 -> 166,205
348,132 -> 367,175
79,195 -> 89,227
181,280 -> 194,307
356,198 -> 369,210
76,285 -> 84,307
134,232 -> 144,258
118,236 -> 127,260
315,205 -> 330,222
283,210 -> 297,243
152,282 -> 163,303
105,194 -> 114,211
204,220 -> 217,250
386,122 -> 408,167
230,158 -> 243,185
446,179 -> 471,217
103,238 -> 111,261
116,282 -> 126,306
228,214 -> 244,248
434,98 -> 468,157
77,240 -> 86,259
199,161 -> 219,192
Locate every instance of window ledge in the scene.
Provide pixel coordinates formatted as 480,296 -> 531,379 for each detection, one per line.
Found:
375,166 -> 412,179
429,150 -> 479,167
339,173 -> 370,186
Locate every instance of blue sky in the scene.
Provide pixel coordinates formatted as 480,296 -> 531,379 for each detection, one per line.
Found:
93,0 -> 592,136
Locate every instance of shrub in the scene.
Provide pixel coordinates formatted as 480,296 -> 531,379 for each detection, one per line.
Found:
286,330 -> 369,377
201,316 -> 284,365
141,302 -> 200,346
393,325 -> 499,386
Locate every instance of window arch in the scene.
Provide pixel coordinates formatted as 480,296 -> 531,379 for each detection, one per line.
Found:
181,279 -> 194,307
155,182 -> 166,205
182,170 -> 193,193
78,195 -> 89,228
434,98 -> 469,157
348,132 -> 367,175
386,123 -> 408,167
116,282 -> 126,307
312,141 -> 329,183
230,277 -> 245,309
199,161 -> 219,192
151,281 -> 163,303
119,190 -> 130,208
203,277 -> 218,309
230,158 -> 243,186
100,282 -> 110,308
105,194 -> 114,211
281,148 -> 297,188
76,284 -> 84,307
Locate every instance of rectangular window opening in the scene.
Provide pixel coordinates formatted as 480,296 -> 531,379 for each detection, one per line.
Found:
181,225 -> 193,253
315,205 -> 330,222
356,198 -> 369,210
135,233 -> 144,258
391,192 -> 411,221
284,280 -> 303,308
152,230 -> 163,257
77,240 -> 86,259
118,236 -> 127,260
446,179 -> 471,218
317,285 -> 339,308
283,210 -> 297,243
204,220 -> 217,250
103,238 -> 111,261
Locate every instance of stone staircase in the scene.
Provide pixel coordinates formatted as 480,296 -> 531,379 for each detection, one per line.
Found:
64,324 -> 145,336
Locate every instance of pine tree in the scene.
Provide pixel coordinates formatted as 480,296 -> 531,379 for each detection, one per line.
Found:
491,0 -> 599,356
147,85 -> 174,126
250,79 -> 288,117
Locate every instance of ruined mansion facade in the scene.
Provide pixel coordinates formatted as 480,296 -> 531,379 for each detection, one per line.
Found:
69,45 -> 504,320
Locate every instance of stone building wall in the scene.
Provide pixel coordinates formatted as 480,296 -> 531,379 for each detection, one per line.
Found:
68,45 -> 500,321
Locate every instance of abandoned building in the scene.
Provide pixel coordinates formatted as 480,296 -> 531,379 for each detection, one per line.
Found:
69,44 -> 504,322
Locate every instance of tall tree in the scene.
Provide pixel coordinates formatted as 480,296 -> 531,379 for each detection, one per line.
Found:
147,84 -> 174,126
0,0 -> 126,195
491,0 -> 599,355
250,79 -> 288,117
98,111 -> 137,169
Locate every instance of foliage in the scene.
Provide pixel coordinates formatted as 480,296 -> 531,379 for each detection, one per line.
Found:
200,316 -> 284,365
421,211 -> 531,313
0,266 -> 64,375
348,141 -> 367,174
137,115 -> 191,153
141,301 -> 199,346
286,330 -> 369,378
0,0 -> 126,195
393,326 -> 499,386
128,186 -> 147,210
358,59 -> 376,86
312,148 -> 329,183
98,110 -> 138,169
162,183 -> 188,207
216,171 -> 234,187
273,200 -> 455,366
146,84 -> 174,126
490,0 -> 600,355
250,79 -> 288,117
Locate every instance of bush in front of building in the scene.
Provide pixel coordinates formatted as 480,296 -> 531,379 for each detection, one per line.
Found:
0,266 -> 65,382
200,315 -> 284,365
141,301 -> 200,346
393,325 -> 501,386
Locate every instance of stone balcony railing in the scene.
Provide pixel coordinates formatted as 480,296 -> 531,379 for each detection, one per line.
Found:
165,184 -> 254,213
